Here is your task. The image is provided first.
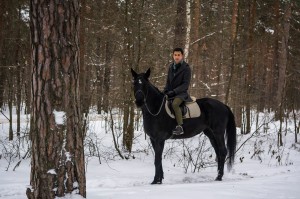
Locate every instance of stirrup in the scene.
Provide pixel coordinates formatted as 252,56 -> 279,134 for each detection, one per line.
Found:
172,125 -> 184,135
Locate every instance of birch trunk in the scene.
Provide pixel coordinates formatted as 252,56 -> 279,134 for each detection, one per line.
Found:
185,0 -> 191,58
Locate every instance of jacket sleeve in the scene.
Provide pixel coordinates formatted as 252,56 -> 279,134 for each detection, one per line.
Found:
163,67 -> 171,93
173,66 -> 191,94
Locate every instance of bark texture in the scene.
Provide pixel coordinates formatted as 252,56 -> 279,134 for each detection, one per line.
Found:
28,0 -> 86,198
174,0 -> 187,48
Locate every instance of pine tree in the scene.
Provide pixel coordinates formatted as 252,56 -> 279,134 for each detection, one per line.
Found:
27,0 -> 86,198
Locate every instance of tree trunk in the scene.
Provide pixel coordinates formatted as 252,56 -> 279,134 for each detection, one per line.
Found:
16,63 -> 21,136
174,0 -> 187,48
216,0 -> 226,101
8,75 -> 13,140
189,0 -> 200,96
0,68 -> 5,108
245,0 -> 256,134
25,61 -> 31,114
28,0 -> 86,198
276,2 -> 291,146
185,0 -> 191,57
275,2 -> 291,119
126,105 -> 135,153
8,62 -> 14,140
292,98 -> 298,143
103,41 -> 113,113
79,0 -> 89,114
225,0 -> 239,104
96,37 -> 104,114
16,4 -> 22,137
0,0 -> 6,108
123,104 -> 130,148
122,0 -> 135,153
273,0 -> 280,110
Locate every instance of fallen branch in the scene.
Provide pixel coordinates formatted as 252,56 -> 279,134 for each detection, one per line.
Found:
0,110 -> 10,121
13,147 -> 30,171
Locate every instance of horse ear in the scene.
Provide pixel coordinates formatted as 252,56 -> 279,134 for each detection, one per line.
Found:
131,68 -> 138,79
144,68 -> 151,79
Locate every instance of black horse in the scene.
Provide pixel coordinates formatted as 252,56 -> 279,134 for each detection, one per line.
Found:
131,68 -> 236,184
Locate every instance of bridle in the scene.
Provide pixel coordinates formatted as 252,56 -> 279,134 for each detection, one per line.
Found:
134,84 -> 166,117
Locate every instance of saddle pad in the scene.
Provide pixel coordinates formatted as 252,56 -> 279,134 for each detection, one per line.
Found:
165,97 -> 201,119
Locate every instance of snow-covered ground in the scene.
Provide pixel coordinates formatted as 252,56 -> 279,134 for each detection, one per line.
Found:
0,108 -> 300,199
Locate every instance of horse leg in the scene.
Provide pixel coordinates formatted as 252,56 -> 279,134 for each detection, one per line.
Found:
150,138 -> 165,184
213,130 -> 227,181
204,129 -> 219,162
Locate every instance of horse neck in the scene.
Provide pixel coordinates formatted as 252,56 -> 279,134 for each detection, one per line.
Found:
143,83 -> 164,114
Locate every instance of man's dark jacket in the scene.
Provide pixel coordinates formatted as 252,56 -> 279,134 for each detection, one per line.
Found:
164,61 -> 193,102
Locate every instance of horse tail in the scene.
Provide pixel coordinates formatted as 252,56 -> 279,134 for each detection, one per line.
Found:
226,106 -> 236,171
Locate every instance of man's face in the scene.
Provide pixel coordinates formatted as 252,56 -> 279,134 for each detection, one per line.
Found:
173,51 -> 183,64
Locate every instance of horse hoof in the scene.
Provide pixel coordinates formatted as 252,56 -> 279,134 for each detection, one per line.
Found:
215,176 -> 222,181
151,181 -> 162,185
151,177 -> 163,185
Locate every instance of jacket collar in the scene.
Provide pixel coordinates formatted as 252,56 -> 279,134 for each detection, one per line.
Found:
173,61 -> 186,75
172,60 -> 184,70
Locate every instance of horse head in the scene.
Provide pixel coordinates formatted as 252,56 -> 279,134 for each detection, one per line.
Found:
131,68 -> 151,107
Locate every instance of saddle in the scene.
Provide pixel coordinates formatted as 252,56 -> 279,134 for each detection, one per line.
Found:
165,96 -> 201,119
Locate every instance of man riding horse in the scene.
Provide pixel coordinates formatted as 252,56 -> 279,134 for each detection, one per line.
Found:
164,47 -> 193,135
131,48 -> 236,184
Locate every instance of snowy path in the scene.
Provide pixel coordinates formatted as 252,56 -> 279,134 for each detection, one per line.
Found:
86,156 -> 300,199
1,111 -> 300,199
1,158 -> 300,199
91,172 -> 300,199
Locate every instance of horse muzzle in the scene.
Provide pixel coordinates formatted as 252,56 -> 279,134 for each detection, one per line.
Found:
135,99 -> 144,107
134,90 -> 145,107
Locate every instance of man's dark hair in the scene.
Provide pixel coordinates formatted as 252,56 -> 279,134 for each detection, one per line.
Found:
173,47 -> 184,55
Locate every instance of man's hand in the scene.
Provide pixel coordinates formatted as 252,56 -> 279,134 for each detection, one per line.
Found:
166,90 -> 175,98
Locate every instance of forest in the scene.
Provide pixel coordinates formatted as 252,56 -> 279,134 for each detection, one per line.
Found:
0,0 -> 299,199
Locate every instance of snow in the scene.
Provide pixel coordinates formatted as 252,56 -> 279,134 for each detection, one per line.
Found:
47,169 -> 57,175
20,7 -> 30,23
265,28 -> 274,34
53,110 -> 66,125
65,152 -> 72,162
2,156 -> 299,199
0,108 -> 300,199
91,172 -> 300,199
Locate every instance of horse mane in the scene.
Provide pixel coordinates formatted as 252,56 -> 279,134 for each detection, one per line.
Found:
137,72 -> 163,95
147,79 -> 163,95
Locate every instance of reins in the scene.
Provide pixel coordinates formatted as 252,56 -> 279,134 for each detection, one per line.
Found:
134,85 -> 166,117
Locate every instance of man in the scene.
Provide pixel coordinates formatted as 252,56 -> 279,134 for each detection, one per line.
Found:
164,48 -> 193,135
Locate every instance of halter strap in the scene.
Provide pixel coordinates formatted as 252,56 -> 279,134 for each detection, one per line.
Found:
134,87 -> 166,117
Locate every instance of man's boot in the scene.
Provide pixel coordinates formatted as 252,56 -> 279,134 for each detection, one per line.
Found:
172,125 -> 184,135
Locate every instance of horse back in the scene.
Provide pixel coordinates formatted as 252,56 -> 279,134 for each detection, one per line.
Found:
197,98 -> 231,127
